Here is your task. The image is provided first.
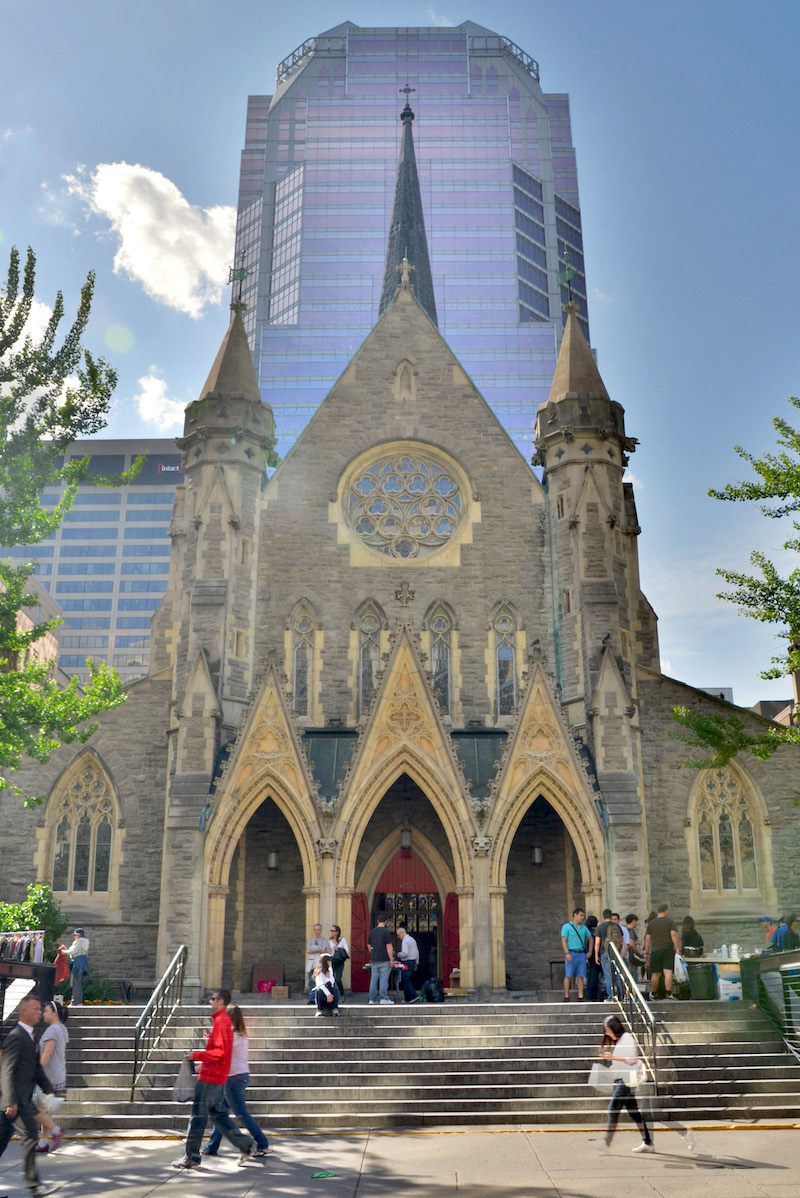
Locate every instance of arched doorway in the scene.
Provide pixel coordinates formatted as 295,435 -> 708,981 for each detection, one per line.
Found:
221,797 -> 306,992
372,848 -> 440,986
349,773 -> 459,991
504,795 -> 584,993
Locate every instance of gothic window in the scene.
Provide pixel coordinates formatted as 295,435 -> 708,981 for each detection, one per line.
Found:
358,601 -> 384,716
49,758 -> 116,895
494,605 -> 517,716
695,769 -> 759,893
290,601 -> 318,718
344,449 -> 463,560
427,603 -> 453,715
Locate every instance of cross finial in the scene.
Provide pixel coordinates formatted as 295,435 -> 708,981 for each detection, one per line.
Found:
228,249 -> 249,310
396,253 -> 415,287
400,84 -> 416,99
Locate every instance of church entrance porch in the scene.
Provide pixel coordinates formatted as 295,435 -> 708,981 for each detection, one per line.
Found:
503,795 -> 585,995
221,796 -> 306,993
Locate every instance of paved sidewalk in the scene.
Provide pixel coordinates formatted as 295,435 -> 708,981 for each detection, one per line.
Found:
1,1125 -> 799,1197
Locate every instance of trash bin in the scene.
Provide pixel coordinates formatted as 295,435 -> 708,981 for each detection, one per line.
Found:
687,961 -> 718,1000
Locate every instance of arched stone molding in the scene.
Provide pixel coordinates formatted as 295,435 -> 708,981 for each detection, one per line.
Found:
355,825 -> 457,907
36,746 -> 124,913
200,663 -> 323,988
684,760 -> 777,919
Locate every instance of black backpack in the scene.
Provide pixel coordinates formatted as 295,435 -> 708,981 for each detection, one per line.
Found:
422,978 -> 445,1003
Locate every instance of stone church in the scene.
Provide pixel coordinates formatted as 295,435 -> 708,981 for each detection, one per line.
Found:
2,106 -> 798,998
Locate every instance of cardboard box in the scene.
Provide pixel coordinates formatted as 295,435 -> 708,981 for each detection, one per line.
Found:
270,985 -> 289,999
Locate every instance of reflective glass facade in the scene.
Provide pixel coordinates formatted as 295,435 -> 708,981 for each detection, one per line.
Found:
234,21 -> 589,461
0,439 -> 179,687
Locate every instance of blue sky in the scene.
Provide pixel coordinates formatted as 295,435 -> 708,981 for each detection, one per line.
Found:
3,0 -> 800,706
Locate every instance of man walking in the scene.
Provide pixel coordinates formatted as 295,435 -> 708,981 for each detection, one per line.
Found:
560,907 -> 591,1001
644,903 -> 681,1000
173,990 -> 256,1171
0,993 -> 55,1198
396,923 -> 420,1003
367,914 -> 395,1005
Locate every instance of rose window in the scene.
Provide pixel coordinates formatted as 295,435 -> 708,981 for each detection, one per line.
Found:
344,452 -> 463,559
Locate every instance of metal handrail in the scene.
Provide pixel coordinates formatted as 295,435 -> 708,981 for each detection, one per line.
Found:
608,941 -> 659,1092
742,949 -> 800,1058
130,945 -> 187,1101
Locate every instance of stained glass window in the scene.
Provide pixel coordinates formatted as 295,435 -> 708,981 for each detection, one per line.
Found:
290,602 -> 317,717
494,607 -> 517,715
358,602 -> 383,716
695,769 -> 759,894
345,450 -> 463,559
428,605 -> 452,714
49,759 -> 115,895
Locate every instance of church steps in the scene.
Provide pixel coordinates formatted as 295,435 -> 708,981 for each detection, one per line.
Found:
54,1002 -> 800,1132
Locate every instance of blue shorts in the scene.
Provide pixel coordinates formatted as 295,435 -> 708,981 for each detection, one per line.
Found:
565,950 -> 587,978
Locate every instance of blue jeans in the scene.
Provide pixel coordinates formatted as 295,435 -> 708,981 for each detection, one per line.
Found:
206,1073 -> 268,1154
600,951 -> 615,999
369,960 -> 391,1001
606,1081 -> 651,1143
184,1079 -> 252,1162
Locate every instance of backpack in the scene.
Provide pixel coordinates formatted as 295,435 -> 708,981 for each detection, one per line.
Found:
604,922 -> 624,952
422,978 -> 445,1003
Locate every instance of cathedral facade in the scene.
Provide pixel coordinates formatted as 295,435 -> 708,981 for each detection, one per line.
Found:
2,112 -> 798,997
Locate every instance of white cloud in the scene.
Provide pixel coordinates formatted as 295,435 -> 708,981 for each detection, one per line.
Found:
132,373 -> 186,432
622,469 -> 643,488
64,163 -> 236,319
660,659 -> 674,676
426,7 -> 454,25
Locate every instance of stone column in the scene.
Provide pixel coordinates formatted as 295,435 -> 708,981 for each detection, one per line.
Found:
456,884 -> 475,988
317,839 -> 338,929
489,884 -> 507,990
337,886 -> 354,991
205,883 -> 229,993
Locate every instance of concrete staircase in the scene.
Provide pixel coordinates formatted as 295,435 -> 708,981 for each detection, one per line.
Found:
58,1000 -> 800,1132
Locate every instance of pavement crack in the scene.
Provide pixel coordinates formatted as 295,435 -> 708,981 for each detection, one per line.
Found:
351,1128 -> 373,1197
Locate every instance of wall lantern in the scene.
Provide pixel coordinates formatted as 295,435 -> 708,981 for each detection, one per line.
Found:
400,827 -> 412,851
531,845 -> 543,867
267,850 -> 279,871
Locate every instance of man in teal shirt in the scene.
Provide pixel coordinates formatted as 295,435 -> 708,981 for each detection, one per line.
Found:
561,907 -> 591,1001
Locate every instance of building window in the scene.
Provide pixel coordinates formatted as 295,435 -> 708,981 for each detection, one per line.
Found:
696,769 -> 758,893
427,603 -> 453,715
289,600 -> 318,718
494,605 -> 517,716
358,601 -> 383,717
49,758 -> 116,895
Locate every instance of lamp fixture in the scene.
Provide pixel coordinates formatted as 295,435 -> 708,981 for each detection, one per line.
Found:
267,850 -> 279,871
531,845 -> 543,867
400,827 -> 412,851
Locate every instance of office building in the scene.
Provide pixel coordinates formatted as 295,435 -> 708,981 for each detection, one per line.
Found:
234,21 -> 589,460
0,439 -> 180,687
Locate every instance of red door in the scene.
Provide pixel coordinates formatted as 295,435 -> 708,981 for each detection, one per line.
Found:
442,892 -> 460,987
350,892 -> 370,992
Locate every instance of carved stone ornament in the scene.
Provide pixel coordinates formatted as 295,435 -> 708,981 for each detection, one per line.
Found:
471,835 -> 493,857
316,838 -> 339,858
208,884 -> 229,898
192,515 -> 203,529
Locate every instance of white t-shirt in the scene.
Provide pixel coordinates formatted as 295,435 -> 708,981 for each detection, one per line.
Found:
329,937 -> 349,956
610,1032 -> 640,1083
229,1031 -> 249,1077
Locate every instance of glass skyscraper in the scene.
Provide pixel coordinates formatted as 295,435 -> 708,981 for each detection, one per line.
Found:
234,21 -> 589,462
0,439 -> 180,688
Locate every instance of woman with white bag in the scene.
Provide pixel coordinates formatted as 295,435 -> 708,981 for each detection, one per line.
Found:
34,999 -> 69,1153
599,1014 -> 654,1152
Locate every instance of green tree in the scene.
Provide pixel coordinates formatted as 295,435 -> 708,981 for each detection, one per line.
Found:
673,396 -> 800,765
0,882 -> 68,955
0,246 -> 140,806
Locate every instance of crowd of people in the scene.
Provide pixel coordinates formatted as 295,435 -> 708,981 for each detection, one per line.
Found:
305,915 -> 422,1012
561,903 -> 706,1002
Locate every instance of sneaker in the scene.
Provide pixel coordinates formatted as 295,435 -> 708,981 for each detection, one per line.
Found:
632,1141 -> 655,1154
314,1009 -> 323,1016
238,1146 -> 254,1167
603,1133 -> 612,1147
562,997 -> 571,1002
408,996 -> 420,1003
172,1157 -> 202,1170
379,998 -> 394,1005
252,1148 -> 270,1158
50,1126 -> 65,1152
333,1009 -> 340,1016
34,1142 -> 50,1154
368,999 -> 379,1005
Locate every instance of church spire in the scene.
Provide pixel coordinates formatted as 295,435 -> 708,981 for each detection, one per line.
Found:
548,304 -> 610,403
379,95 -> 438,327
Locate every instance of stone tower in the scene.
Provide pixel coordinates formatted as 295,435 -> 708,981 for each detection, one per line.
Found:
534,305 -> 658,912
150,307 -> 276,978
